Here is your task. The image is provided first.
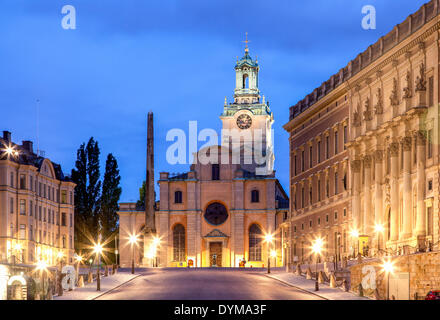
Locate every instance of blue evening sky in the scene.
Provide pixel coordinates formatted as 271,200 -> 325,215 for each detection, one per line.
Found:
0,0 -> 428,202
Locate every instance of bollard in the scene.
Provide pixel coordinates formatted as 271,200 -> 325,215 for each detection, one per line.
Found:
78,275 -> 85,288
330,274 -> 337,288
306,267 -> 312,280
88,271 -> 93,283
104,266 -> 109,277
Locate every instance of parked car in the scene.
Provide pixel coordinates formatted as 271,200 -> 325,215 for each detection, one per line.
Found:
425,291 -> 440,300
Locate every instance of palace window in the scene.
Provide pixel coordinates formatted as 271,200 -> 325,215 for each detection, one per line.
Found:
429,76 -> 434,107
334,172 -> 338,195
427,129 -> 433,159
61,212 -> 67,226
334,131 -> 338,155
251,190 -> 260,203
317,141 -> 321,163
29,200 -> 33,216
326,135 -> 330,159
212,164 -> 220,180
62,235 -> 66,248
317,180 -> 321,201
173,224 -> 186,262
20,174 -> 26,190
10,172 -> 14,188
343,125 -> 347,150
309,186 -> 313,204
301,150 -> 305,172
294,155 -> 297,176
174,190 -> 183,204
309,146 -> 313,168
249,224 -> 262,261
19,224 -> 26,240
61,190 -> 67,204
20,199 -> 26,215
10,197 -> 14,214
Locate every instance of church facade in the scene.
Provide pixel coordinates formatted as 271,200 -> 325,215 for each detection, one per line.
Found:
118,45 -> 289,268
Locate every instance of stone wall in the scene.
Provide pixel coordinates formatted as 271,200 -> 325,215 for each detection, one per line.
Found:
350,251 -> 440,300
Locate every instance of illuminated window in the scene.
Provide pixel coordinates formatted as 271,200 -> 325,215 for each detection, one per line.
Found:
173,224 -> 185,262
249,224 -> 262,261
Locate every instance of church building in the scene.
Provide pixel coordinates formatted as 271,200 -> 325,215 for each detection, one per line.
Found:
118,42 -> 289,268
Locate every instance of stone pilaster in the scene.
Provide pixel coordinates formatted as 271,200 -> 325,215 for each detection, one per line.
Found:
389,142 -> 400,241
401,136 -> 412,240
415,131 -> 427,245
363,155 -> 373,235
351,160 -> 361,231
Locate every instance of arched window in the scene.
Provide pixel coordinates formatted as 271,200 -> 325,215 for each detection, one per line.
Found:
242,74 -> 249,89
249,224 -> 262,261
174,191 -> 182,204
251,190 -> 259,203
173,224 -> 185,262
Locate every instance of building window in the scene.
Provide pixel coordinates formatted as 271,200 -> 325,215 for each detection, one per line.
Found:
30,176 -> 33,191
428,179 -> 433,191
43,208 -> 46,222
30,225 -> 33,241
57,212 -> 60,226
62,235 -> 66,248
20,174 -> 26,189
334,131 -> 338,155
294,155 -> 297,176
301,150 -> 305,172
309,146 -> 313,168
10,172 -> 14,188
429,76 -> 434,107
20,199 -> 26,215
10,197 -> 14,214
334,172 -> 338,195
326,215 -> 329,223
334,211 -> 338,220
318,217 -> 321,225
29,200 -> 33,216
251,190 -> 260,203
427,207 -> 433,236
309,186 -> 313,205
174,191 -> 183,204
309,220 -> 312,228
326,179 -> 329,198
212,164 -> 220,180
343,208 -> 347,217
427,129 -> 433,159
70,213 -> 72,227
317,141 -> 321,163
249,224 -> 262,261
61,190 -> 67,204
38,206 -> 42,221
301,187 -> 304,208
173,224 -> 185,262
19,224 -> 26,240
61,213 -> 67,226
343,125 -> 347,150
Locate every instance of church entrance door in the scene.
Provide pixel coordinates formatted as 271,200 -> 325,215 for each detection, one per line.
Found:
209,242 -> 222,267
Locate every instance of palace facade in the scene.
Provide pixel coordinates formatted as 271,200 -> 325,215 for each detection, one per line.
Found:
0,131 -> 76,266
284,0 -> 440,260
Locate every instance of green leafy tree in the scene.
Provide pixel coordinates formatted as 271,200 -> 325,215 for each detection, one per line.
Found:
100,153 -> 122,262
136,180 -> 146,208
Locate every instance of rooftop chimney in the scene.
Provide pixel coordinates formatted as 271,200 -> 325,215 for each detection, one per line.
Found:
22,141 -> 33,154
3,131 -> 11,142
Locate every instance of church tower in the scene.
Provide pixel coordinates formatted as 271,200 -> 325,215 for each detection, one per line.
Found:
220,34 -> 274,174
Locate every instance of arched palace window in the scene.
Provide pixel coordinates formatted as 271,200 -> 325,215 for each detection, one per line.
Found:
173,224 -> 185,262
249,224 -> 262,261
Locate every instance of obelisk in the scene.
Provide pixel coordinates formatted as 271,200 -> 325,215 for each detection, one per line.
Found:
145,112 -> 156,233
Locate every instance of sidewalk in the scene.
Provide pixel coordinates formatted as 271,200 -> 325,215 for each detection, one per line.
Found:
267,272 -> 369,300
54,272 -> 140,300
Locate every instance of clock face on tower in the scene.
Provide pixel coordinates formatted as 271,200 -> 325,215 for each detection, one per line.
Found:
236,114 -> 252,129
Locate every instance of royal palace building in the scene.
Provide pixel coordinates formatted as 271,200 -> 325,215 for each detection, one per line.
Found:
118,44 -> 290,268
0,131 -> 76,266
284,0 -> 440,261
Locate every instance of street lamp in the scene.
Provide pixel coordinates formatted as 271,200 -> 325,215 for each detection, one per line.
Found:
264,233 -> 274,274
36,260 -> 48,300
381,258 -> 395,300
374,224 -> 384,256
93,242 -> 103,291
312,237 -> 324,291
128,234 -> 139,274
74,254 -> 82,285
152,236 -> 161,267
350,229 -> 359,258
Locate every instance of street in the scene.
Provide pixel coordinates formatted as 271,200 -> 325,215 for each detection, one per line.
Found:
95,269 -> 324,300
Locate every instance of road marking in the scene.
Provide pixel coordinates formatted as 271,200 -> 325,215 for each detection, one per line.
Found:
91,274 -> 142,300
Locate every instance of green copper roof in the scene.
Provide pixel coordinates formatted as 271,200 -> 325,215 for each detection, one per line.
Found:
235,51 -> 258,68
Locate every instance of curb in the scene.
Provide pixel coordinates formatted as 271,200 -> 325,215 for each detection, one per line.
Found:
90,274 -> 142,300
264,274 -> 329,300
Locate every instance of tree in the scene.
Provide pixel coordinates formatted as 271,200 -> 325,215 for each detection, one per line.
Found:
136,180 -> 146,208
100,153 -> 122,238
86,137 -> 102,234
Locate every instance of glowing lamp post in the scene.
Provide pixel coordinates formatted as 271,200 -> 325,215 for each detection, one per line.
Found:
152,236 -> 160,267
93,243 -> 103,291
74,254 -> 82,285
312,238 -> 324,292
350,229 -> 359,258
36,260 -> 48,300
381,259 -> 394,300
265,233 -> 274,274
129,234 -> 139,274
374,224 -> 384,256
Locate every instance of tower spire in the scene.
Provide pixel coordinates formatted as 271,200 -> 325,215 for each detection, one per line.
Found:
242,32 -> 250,53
